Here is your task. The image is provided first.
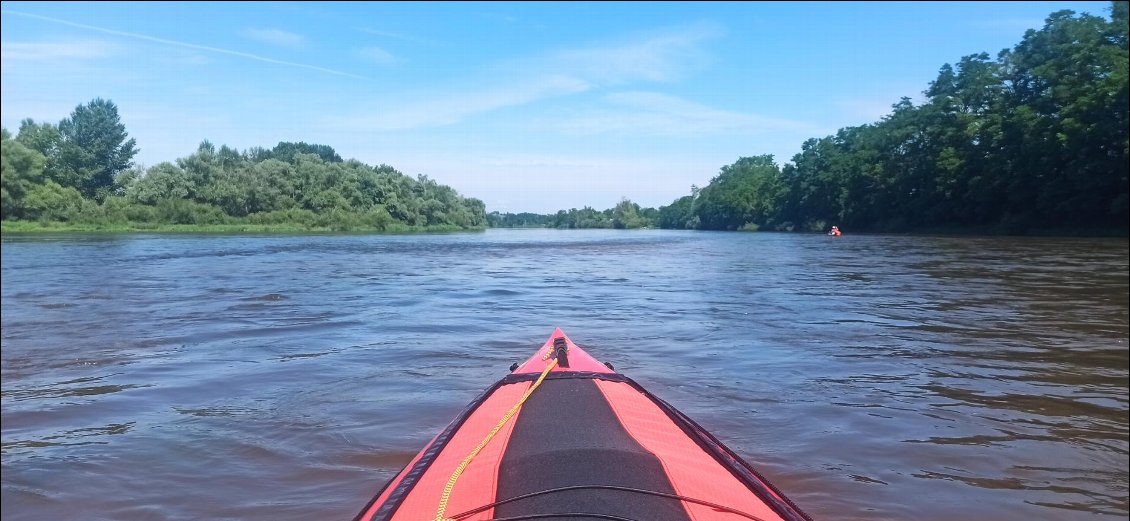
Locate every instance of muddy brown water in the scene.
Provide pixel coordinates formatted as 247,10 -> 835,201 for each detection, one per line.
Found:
2,229 -> 1126,520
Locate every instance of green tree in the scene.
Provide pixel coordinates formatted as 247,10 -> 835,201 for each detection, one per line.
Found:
1,128 -> 47,219
658,194 -> 696,229
14,119 -> 61,175
126,162 -> 197,205
22,181 -> 86,221
53,98 -> 138,201
612,197 -> 648,229
694,155 -> 784,230
253,141 -> 343,164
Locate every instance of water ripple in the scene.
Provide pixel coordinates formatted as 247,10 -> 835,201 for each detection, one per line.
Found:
2,230 -> 1126,521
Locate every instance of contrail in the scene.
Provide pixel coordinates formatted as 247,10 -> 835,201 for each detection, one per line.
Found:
3,10 -> 366,79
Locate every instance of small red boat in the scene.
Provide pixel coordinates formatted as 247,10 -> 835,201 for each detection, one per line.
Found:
354,328 -> 812,521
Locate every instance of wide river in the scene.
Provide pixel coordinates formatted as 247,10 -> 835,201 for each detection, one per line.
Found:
1,229 -> 1126,521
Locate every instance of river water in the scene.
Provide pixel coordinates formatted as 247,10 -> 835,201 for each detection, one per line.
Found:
1,229 -> 1126,521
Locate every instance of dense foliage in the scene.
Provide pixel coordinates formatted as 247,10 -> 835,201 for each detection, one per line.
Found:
2,100 -> 486,232
659,3 -> 1128,235
487,199 -> 660,229
494,3 -> 1128,236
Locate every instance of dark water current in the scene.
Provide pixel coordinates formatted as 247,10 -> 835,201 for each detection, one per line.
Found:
2,229 -> 1127,520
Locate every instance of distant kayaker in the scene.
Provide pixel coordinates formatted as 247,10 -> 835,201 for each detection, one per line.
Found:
828,225 -> 842,236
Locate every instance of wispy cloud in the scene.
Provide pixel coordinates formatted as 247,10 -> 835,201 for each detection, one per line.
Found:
2,10 -> 364,79
0,39 -> 116,62
333,23 -> 723,131
242,28 -> 306,49
335,74 -> 589,131
355,27 -> 438,46
547,23 -> 723,84
355,46 -> 397,65
557,91 -> 823,137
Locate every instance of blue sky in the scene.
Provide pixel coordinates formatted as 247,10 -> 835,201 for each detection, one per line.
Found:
0,1 -> 1115,213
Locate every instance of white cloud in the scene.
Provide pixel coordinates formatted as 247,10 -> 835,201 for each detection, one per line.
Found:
548,23 -> 722,84
556,91 -> 825,137
0,40 -> 115,62
355,27 -> 437,46
242,28 -> 306,49
355,46 -> 397,65
2,10 -> 363,79
330,23 -> 723,132
331,74 -> 590,131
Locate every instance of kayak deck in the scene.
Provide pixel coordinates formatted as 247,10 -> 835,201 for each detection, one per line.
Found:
354,328 -> 811,521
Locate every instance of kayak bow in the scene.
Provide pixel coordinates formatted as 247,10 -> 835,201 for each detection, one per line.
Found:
354,328 -> 812,521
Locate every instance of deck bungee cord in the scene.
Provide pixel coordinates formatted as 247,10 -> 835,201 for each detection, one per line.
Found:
435,342 -> 565,521
447,484 -> 770,521
355,329 -> 813,521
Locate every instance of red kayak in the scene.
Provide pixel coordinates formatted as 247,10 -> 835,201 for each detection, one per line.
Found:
354,328 -> 812,521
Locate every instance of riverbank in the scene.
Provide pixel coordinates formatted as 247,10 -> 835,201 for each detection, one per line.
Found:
3,219 -> 1124,238
0,220 -> 483,234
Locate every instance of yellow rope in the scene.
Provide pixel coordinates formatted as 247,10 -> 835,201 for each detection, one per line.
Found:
434,353 -> 560,521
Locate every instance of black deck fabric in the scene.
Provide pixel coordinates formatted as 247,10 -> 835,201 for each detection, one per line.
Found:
495,378 -> 694,521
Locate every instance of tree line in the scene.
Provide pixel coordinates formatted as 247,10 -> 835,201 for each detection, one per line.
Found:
4,3 -> 1125,236
498,2 -> 1128,236
2,99 -> 486,231
487,198 -> 659,229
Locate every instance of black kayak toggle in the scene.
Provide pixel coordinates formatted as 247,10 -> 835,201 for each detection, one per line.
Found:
552,337 -> 570,368
509,362 -> 519,372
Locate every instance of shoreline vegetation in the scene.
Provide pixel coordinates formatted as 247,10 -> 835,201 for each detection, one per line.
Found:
0,220 -> 477,235
3,3 -> 1126,238
4,218 -> 1123,239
